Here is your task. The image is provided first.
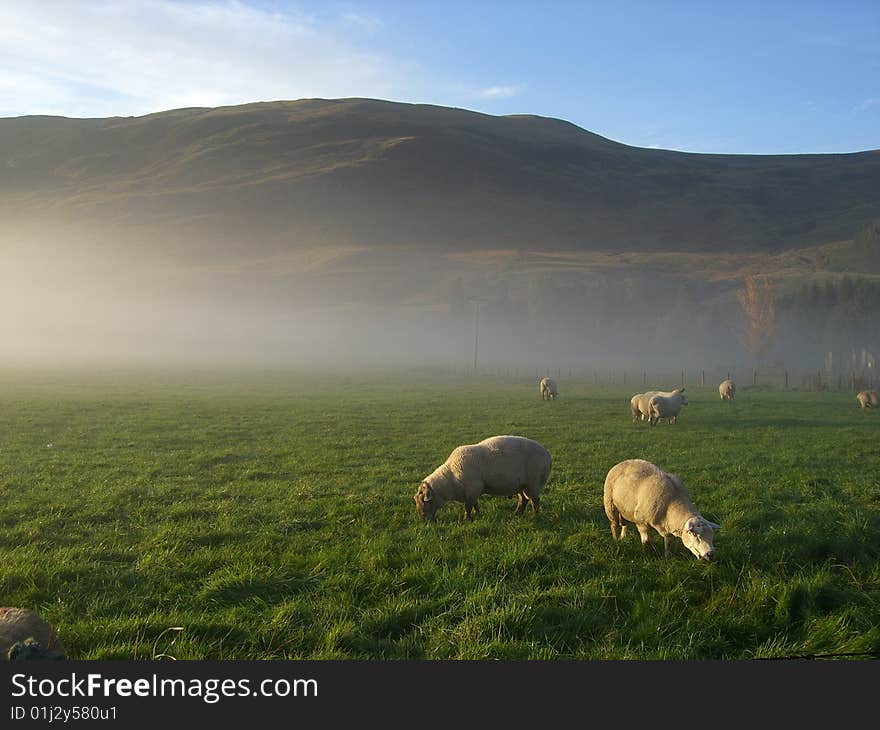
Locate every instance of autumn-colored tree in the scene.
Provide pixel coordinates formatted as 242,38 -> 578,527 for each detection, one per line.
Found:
735,275 -> 775,362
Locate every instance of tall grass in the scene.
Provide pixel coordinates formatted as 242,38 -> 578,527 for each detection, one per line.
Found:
1,371 -> 878,659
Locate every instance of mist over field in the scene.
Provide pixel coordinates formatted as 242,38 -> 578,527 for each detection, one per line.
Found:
2,220 -> 879,377
1,100 -> 878,376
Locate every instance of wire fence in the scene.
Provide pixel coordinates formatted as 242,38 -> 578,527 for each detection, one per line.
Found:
439,365 -> 878,392
753,649 -> 880,661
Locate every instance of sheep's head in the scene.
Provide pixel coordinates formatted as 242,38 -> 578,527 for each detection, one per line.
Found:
414,482 -> 442,522
679,517 -> 720,560
7,638 -> 66,661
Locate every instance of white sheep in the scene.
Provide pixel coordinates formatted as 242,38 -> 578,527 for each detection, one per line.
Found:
857,389 -> 879,410
649,388 -> 689,425
603,458 -> 720,560
1,607 -> 66,660
719,379 -> 736,401
539,377 -> 558,400
630,391 -> 658,423
414,435 -> 552,521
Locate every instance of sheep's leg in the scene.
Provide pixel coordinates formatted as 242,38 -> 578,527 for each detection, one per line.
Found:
605,497 -> 624,539
514,492 -> 527,514
606,504 -> 621,539
529,494 -> 540,515
637,524 -> 651,547
619,522 -> 628,540
464,498 -> 477,520
663,534 -> 672,558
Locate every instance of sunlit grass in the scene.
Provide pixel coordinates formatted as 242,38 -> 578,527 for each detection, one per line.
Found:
1,371 -> 878,659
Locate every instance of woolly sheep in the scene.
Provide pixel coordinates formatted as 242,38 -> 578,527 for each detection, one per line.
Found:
649,388 -> 689,425
719,379 -> 736,401
414,435 -> 551,521
539,377 -> 558,400
630,391 -> 659,423
603,458 -> 720,560
857,389 -> 879,410
1,607 -> 66,660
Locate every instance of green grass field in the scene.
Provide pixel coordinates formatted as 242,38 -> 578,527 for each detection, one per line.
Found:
1,370 -> 878,660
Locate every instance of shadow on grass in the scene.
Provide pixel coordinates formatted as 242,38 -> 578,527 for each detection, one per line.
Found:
197,567 -> 322,607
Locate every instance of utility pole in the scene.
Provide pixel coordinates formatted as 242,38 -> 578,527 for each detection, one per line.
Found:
468,297 -> 489,372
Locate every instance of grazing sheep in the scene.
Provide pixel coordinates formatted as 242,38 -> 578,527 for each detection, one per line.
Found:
857,389 -> 879,410
630,391 -> 659,423
1,607 -> 66,660
603,459 -> 720,560
649,388 -> 689,425
719,379 -> 736,401
539,377 -> 558,400
414,435 -> 551,521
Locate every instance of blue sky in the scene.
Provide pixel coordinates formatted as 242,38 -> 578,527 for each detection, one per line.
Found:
0,0 -> 877,153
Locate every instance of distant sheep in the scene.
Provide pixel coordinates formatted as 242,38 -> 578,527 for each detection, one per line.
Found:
539,377 -> 558,400
1,607 -> 66,660
632,389 -> 688,424
649,388 -> 688,425
630,391 -> 659,423
857,389 -> 879,410
414,435 -> 551,521
719,379 -> 736,401
603,458 -> 720,560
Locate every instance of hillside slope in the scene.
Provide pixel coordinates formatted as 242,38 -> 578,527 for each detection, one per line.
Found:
2,98 -> 879,255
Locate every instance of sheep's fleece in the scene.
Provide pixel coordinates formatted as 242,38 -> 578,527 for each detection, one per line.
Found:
1,607 -> 66,660
603,458 -> 720,560
414,435 -> 551,521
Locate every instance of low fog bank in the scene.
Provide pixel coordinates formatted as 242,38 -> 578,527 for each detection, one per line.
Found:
2,229 -> 877,379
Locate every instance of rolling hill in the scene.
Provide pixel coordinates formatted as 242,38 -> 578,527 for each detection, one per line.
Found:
2,97 -> 879,258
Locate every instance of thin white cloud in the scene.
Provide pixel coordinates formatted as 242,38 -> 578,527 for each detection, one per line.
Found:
478,85 -> 524,99
0,0 -> 404,117
340,11 -> 384,31
852,98 -> 875,113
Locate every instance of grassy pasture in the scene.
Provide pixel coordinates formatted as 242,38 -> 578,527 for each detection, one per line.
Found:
0,370 -> 878,660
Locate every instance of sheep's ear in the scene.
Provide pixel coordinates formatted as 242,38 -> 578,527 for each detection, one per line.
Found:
707,521 -> 721,531
420,483 -> 432,502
